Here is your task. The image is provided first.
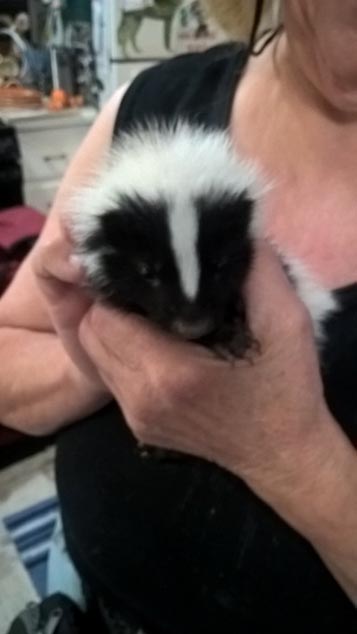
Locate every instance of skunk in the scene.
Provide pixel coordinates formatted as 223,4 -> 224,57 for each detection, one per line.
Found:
69,121 -> 338,357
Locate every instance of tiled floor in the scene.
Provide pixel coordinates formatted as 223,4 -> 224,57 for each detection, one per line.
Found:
0,448 -> 56,632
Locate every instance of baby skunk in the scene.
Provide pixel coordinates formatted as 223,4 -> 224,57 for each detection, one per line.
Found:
69,121 -> 337,357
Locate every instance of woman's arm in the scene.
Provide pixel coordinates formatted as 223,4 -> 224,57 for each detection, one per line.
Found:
0,327 -> 107,435
262,407 -> 357,605
288,417 -> 357,605
0,86 -> 127,434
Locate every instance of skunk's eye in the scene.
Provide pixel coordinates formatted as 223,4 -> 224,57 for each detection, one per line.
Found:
137,262 -> 151,277
137,262 -> 161,287
213,256 -> 229,272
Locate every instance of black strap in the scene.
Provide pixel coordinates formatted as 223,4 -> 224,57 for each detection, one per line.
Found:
249,0 -> 283,57
248,0 -> 265,53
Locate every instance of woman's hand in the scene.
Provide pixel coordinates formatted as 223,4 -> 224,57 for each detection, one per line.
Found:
32,221 -> 108,391
78,241 -> 333,503
78,240 -> 357,605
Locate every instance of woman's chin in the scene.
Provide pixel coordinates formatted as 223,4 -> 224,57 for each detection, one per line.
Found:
316,74 -> 357,119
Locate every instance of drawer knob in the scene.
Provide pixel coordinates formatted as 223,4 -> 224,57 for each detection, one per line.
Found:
43,154 -> 67,162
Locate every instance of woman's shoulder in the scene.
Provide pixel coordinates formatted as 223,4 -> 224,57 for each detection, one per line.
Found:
114,42 -> 248,135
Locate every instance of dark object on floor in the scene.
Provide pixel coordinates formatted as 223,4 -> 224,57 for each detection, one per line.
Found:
7,593 -> 144,634
0,122 -> 23,208
7,594 -> 87,634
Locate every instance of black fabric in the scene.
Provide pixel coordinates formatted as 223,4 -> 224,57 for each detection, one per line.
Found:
322,285 -> 357,442
113,43 -> 248,135
57,405 -> 357,634
57,45 -> 357,634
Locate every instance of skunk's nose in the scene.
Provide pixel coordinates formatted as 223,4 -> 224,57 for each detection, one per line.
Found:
171,317 -> 214,340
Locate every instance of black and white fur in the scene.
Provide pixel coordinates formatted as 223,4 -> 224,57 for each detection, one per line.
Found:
69,121 -> 338,355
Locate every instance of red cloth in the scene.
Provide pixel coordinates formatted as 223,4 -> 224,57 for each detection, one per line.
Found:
0,206 -> 45,248
0,206 -> 45,295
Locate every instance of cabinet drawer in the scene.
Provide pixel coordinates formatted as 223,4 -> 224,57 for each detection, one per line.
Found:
25,179 -> 60,214
18,126 -> 89,182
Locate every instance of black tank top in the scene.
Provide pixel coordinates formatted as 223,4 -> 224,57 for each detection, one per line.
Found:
57,45 -> 357,634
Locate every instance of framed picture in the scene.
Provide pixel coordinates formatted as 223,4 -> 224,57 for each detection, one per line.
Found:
113,0 -> 226,61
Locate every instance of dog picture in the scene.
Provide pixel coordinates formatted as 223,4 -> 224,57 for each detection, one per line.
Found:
117,0 -> 182,58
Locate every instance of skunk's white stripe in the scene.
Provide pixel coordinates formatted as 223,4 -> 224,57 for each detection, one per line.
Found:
169,198 -> 199,300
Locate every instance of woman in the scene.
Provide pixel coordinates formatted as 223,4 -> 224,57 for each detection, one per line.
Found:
0,1 -> 357,632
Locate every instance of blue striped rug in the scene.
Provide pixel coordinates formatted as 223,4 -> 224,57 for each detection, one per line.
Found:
3,497 -> 59,598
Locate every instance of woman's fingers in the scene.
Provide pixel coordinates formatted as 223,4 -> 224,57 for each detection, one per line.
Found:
32,233 -> 102,380
80,303 -> 193,371
33,233 -> 89,328
33,236 -> 82,294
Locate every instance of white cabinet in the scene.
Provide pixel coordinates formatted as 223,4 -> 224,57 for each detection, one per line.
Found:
1,108 -> 97,214
24,179 -> 62,215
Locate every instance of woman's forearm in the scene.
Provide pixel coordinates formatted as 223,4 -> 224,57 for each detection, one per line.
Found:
262,412 -> 357,604
308,425 -> 357,605
321,552 -> 357,607
0,327 -> 109,435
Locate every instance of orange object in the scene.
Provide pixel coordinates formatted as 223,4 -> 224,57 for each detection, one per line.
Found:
48,88 -> 70,110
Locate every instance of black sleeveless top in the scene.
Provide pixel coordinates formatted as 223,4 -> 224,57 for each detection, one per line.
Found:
57,45 -> 357,634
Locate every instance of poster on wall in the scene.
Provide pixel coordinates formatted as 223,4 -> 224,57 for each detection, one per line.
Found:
113,0 -> 226,61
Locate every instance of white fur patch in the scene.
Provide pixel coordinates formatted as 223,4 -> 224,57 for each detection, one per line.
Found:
280,253 -> 338,342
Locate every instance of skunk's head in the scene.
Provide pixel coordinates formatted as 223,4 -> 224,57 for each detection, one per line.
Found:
69,122 -> 262,344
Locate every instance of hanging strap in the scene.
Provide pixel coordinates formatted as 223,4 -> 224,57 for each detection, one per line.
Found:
248,0 -> 265,53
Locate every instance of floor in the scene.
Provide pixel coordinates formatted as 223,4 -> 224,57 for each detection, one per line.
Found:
0,447 -> 56,633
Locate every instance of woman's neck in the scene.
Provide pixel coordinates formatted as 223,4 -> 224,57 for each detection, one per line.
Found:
232,34 -> 357,176
230,34 -> 357,288
277,34 -> 357,124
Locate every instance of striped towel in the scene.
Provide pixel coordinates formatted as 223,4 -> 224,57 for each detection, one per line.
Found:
3,497 -> 59,597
